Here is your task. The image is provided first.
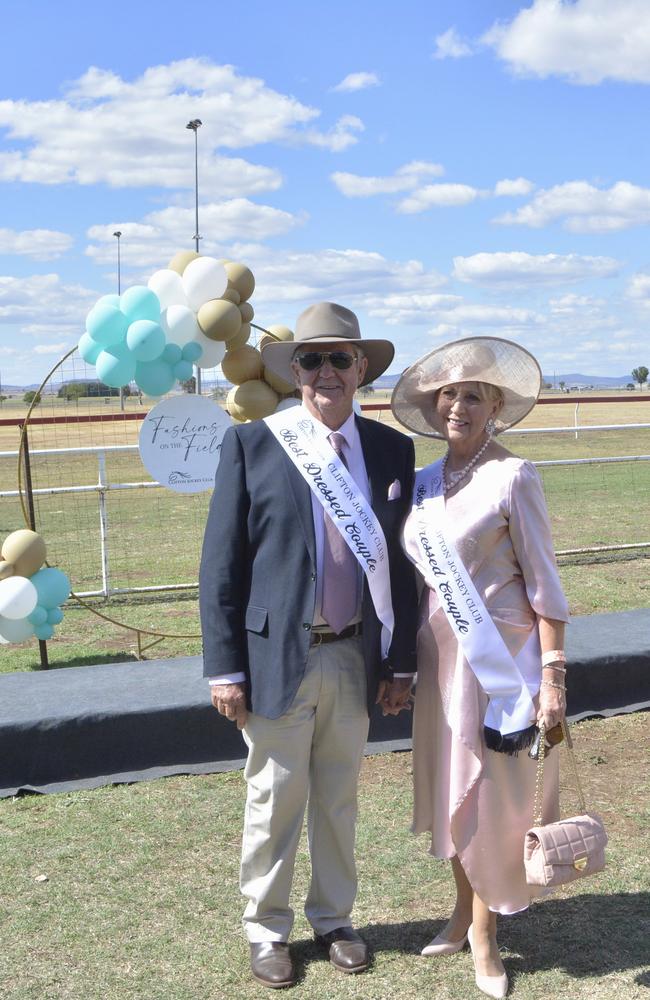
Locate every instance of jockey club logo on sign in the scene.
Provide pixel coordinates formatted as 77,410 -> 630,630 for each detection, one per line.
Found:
138,394 -> 232,494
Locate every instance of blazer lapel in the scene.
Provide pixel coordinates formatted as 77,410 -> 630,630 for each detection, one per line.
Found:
282,449 -> 316,565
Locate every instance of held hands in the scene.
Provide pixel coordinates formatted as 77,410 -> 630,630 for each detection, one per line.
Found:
211,682 -> 248,730
377,677 -> 414,717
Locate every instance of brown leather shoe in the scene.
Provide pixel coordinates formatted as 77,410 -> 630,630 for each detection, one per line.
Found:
250,942 -> 295,989
314,927 -> 369,974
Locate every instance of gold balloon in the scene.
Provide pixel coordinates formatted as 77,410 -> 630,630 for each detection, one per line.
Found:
264,366 -> 296,395
224,262 -> 255,302
197,299 -> 242,342
267,324 -> 294,341
168,250 -> 200,275
221,288 -> 241,305
227,380 -> 279,421
0,560 -> 14,581
222,345 -> 263,385
239,302 -> 254,324
226,323 -> 252,351
1,529 -> 46,578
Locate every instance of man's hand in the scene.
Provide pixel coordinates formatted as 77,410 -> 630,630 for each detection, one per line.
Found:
210,682 -> 248,730
376,677 -> 414,717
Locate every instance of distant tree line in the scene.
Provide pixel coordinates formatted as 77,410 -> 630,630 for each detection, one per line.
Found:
631,366 -> 648,390
57,381 -> 132,400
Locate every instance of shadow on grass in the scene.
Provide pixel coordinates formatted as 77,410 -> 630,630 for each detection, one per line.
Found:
289,892 -> 649,983
32,651 -> 139,671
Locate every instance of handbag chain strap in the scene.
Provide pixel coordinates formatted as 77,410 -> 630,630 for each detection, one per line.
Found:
532,718 -> 588,827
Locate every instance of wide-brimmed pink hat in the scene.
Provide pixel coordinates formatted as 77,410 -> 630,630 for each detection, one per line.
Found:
261,301 -> 394,387
391,336 -> 541,439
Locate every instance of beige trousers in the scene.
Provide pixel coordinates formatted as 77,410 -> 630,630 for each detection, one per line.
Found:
240,636 -> 369,942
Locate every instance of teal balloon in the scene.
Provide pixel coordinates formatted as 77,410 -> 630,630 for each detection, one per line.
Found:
47,607 -> 64,626
78,331 -> 103,365
173,359 -> 193,382
121,286 -> 160,323
162,343 -> 182,365
126,320 -> 166,362
101,294 -> 121,308
34,623 -> 55,641
28,604 -> 48,626
182,341 -> 203,363
96,343 -> 137,388
135,358 -> 175,397
31,568 -> 71,610
86,301 -> 129,347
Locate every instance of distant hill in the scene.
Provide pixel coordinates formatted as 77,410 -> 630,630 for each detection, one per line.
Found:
371,372 -> 634,390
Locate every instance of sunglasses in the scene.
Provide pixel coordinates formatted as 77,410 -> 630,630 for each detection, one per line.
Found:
294,351 -> 358,371
528,722 -> 564,761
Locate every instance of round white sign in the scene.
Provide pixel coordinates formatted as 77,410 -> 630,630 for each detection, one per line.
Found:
138,394 -> 232,493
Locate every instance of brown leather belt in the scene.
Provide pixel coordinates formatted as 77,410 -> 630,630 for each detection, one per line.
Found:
310,623 -> 363,646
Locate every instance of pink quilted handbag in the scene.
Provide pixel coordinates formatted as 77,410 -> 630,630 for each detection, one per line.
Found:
524,720 -> 608,887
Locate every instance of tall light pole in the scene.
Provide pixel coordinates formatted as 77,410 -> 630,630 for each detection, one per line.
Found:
113,230 -> 125,410
113,231 -> 122,294
186,119 -> 203,393
186,119 -> 202,253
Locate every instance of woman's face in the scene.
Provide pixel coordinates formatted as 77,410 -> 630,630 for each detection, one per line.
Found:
434,381 -> 502,450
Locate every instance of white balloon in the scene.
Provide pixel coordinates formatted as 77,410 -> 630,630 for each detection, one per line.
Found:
194,331 -> 226,369
148,269 -> 188,310
161,305 -> 201,348
182,257 -> 228,312
275,397 -> 300,412
0,615 -> 35,643
0,576 -> 38,620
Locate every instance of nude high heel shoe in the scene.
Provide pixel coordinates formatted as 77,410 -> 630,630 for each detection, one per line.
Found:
421,930 -> 468,957
467,925 -> 508,999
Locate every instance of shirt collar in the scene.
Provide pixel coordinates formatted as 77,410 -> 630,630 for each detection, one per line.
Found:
299,405 -> 357,448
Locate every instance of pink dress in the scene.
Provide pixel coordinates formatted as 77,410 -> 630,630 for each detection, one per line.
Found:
402,451 -> 570,914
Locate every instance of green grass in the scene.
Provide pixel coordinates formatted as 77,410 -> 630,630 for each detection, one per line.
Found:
1,420 -> 649,674
0,713 -> 647,999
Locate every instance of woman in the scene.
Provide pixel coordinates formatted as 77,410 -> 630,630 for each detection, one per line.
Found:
391,337 -> 569,999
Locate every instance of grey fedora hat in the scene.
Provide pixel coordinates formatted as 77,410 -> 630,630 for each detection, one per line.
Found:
261,301 -> 394,387
391,336 -> 541,439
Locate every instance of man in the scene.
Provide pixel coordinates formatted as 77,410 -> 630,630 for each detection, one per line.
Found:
199,302 -> 417,989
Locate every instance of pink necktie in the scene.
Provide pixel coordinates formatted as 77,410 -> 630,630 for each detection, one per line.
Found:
321,432 -> 358,634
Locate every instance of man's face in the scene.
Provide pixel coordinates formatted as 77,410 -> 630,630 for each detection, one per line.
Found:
290,342 -> 368,429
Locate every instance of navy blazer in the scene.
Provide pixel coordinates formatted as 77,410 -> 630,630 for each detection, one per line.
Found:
199,414 -> 418,719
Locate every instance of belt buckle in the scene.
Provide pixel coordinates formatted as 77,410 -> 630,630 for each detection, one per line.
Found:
311,629 -> 323,647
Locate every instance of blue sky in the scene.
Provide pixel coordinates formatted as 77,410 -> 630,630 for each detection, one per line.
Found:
2,0 -> 650,385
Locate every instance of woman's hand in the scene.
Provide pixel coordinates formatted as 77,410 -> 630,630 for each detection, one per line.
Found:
536,678 -> 566,731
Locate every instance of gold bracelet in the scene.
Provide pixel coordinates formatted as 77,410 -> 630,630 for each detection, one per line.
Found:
541,679 -> 566,691
543,663 -> 566,673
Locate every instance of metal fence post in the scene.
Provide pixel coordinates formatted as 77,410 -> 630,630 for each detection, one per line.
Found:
97,451 -> 110,598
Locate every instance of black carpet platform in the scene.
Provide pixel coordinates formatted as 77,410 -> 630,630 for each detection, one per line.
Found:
1,608 -> 648,797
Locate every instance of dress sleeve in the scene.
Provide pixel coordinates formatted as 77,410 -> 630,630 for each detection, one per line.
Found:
508,460 -> 570,623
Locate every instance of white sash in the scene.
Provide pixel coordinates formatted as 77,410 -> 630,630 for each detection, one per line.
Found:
410,459 -> 536,738
264,408 -> 394,659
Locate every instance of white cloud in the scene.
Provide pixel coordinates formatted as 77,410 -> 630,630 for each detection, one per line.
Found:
0,228 -> 73,260
85,198 -> 304,272
0,59 -> 363,195
483,0 -> 650,85
453,251 -> 620,285
331,161 -> 445,197
433,27 -> 473,60
34,342 -> 68,354
626,273 -> 650,301
332,72 -> 381,93
397,183 -> 481,214
303,115 -> 364,152
494,177 -> 534,197
0,274 -> 96,329
549,293 -> 607,315
495,180 -> 650,232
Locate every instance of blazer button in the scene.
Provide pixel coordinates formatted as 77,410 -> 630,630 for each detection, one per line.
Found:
302,622 -> 311,631
310,572 -> 316,582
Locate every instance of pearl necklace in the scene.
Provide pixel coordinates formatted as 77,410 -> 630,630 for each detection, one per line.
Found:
442,435 -> 491,492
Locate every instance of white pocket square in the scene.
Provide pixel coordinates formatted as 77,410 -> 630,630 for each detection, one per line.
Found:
387,479 -> 401,500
